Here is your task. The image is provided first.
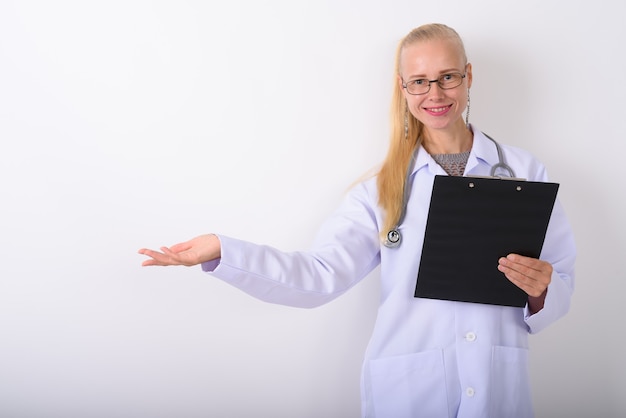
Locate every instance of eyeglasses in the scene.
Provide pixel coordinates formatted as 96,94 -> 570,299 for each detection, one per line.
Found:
402,72 -> 466,95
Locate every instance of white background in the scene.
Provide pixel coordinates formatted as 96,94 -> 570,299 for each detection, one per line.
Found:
1,1 -> 624,417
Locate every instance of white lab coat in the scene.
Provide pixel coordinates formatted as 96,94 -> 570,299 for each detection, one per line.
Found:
202,127 -> 576,418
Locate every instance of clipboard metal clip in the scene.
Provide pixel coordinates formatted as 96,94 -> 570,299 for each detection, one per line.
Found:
467,175 -> 527,181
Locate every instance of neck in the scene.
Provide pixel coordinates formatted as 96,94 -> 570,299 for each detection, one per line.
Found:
422,123 -> 473,154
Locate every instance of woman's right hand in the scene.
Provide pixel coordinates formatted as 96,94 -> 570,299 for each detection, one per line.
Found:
138,234 -> 221,267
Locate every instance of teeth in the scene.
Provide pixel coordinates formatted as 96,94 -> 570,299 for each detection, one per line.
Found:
428,107 -> 448,112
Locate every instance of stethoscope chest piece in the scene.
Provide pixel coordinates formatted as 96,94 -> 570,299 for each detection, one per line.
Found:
384,229 -> 401,248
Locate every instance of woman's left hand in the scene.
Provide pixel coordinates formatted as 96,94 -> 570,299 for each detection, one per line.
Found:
498,253 -> 552,313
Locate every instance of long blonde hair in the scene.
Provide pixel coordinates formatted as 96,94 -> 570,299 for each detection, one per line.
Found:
376,23 -> 467,241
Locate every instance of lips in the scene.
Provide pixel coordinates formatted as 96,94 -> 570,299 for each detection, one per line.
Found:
424,105 -> 452,115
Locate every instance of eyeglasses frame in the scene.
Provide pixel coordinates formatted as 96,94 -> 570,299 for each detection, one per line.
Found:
401,72 -> 467,95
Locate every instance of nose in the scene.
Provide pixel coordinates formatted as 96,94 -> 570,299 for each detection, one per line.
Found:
426,81 -> 445,98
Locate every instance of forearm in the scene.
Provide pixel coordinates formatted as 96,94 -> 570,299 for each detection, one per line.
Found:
203,234 -> 380,308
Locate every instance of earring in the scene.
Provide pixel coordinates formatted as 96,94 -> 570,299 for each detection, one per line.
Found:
404,105 -> 409,140
465,89 -> 471,127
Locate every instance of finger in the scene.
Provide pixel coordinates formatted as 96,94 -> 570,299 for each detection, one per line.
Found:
138,248 -> 165,259
498,265 -> 534,295
498,258 -> 544,284
508,275 -> 544,297
164,246 -> 203,266
502,255 -> 551,278
139,247 -> 180,266
142,258 -> 164,267
497,261 -> 526,284
169,241 -> 193,253
505,254 -> 551,274
160,246 -> 175,255
498,258 -> 549,297
499,258 -> 533,279
501,268 -> 532,291
160,246 -> 185,260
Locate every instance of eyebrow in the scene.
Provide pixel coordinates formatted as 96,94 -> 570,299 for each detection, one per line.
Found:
405,67 -> 464,80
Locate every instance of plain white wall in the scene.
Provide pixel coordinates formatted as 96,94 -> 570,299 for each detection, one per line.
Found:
1,0 -> 624,417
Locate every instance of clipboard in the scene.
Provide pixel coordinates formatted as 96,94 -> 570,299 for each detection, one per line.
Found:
414,175 -> 559,307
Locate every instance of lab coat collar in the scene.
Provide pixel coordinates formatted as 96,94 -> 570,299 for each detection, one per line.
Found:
411,124 -> 499,176
413,144 -> 442,176
465,126 -> 501,174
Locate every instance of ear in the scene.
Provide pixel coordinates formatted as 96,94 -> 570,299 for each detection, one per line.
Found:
465,63 -> 473,89
397,74 -> 408,99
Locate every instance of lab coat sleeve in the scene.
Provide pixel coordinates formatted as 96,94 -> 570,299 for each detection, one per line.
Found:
201,182 -> 382,308
523,166 -> 576,333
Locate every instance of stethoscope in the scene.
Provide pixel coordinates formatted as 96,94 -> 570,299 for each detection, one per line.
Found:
383,133 -> 517,248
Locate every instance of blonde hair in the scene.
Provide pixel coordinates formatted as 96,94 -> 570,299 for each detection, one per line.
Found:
376,23 -> 467,241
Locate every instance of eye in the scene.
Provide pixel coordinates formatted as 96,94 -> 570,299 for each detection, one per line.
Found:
409,79 -> 427,86
441,74 -> 454,81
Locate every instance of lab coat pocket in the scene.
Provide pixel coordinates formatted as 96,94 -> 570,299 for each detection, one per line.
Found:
368,349 -> 448,418
489,345 -> 533,418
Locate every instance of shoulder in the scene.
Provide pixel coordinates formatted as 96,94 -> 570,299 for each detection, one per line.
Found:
499,141 -> 538,160
348,175 -> 379,204
333,176 -> 383,221
473,128 -> 548,181
499,142 -> 548,181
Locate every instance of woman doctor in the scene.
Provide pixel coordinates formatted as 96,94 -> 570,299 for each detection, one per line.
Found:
139,23 -> 576,418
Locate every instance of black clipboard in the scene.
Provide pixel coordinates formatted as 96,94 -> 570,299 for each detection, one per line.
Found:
414,175 -> 559,307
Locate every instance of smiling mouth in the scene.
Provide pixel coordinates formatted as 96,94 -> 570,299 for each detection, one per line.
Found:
424,105 -> 452,113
